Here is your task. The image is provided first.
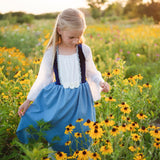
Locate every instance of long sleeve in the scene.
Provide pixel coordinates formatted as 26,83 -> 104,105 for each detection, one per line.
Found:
82,44 -> 104,101
27,47 -> 54,101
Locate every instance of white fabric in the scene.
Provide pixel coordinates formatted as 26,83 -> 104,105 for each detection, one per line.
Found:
58,52 -> 81,89
27,44 -> 104,101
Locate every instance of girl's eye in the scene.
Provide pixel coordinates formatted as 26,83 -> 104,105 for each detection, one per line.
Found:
69,37 -> 74,39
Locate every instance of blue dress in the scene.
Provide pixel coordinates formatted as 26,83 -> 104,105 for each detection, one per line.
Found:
16,44 -> 96,155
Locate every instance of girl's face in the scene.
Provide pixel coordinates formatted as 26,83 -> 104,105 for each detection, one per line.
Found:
58,28 -> 84,47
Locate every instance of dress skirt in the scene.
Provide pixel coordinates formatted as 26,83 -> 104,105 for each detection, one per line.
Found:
16,81 -> 96,155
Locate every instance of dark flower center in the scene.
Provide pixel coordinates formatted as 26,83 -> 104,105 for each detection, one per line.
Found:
142,126 -> 145,130
94,129 -> 98,133
93,153 -> 97,157
140,113 -> 143,116
87,119 -> 91,123
82,151 -> 86,155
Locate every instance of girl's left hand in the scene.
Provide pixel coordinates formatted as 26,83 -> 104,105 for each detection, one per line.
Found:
99,81 -> 110,93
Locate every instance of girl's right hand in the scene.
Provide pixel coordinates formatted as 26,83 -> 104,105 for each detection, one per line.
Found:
18,100 -> 31,117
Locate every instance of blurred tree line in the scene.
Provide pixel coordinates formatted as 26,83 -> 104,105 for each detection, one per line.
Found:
0,0 -> 160,24
87,0 -> 160,23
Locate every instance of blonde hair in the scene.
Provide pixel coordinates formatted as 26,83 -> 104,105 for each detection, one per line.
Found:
45,8 -> 86,65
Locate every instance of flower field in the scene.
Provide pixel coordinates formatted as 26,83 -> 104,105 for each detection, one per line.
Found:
0,20 -> 160,160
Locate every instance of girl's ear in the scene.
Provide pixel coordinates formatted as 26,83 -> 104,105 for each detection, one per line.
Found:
57,27 -> 61,35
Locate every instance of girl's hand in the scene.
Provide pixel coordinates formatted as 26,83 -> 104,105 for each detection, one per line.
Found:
18,100 -> 31,117
100,81 -> 110,93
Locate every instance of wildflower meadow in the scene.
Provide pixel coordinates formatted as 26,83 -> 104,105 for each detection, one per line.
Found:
0,20 -> 160,160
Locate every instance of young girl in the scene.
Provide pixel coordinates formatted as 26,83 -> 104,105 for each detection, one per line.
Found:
17,8 -> 110,158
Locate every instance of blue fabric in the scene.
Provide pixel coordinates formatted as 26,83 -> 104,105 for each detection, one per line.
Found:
16,82 -> 95,155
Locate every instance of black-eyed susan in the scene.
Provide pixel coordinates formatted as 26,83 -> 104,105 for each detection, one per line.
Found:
85,130 -> 90,135
103,118 -> 115,127
138,85 -> 143,93
131,133 -> 140,141
155,138 -> 160,143
90,152 -> 101,160
73,150 -> 79,159
103,72 -> 112,78
93,140 -> 100,146
119,123 -> 127,132
143,83 -> 152,89
94,102 -> 101,107
153,142 -> 160,149
136,74 -> 143,80
33,58 -> 41,64
100,145 -> 113,155
112,69 -> 120,75
133,153 -> 145,160
136,113 -> 148,120
131,122 -> 139,129
128,146 -> 136,152
110,127 -> 119,136
64,127 -> 74,135
138,126 -> 148,133
128,76 -> 136,84
89,127 -> 104,139
65,124 -> 75,130
105,96 -> 116,102
118,102 -> 129,108
109,114 -> 114,119
150,129 -> 160,138
83,119 -> 94,128
76,118 -> 84,123
120,106 -> 131,114
74,132 -> 82,138
105,139 -> 111,145
14,71 -> 21,78
77,150 -> 91,160
55,151 -> 67,160
65,141 -> 71,146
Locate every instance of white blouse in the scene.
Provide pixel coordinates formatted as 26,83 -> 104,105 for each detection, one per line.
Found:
27,44 -> 104,101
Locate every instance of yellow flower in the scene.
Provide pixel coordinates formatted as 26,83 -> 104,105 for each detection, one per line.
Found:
138,85 -> 143,93
109,114 -> 114,119
105,96 -> 116,102
94,102 -> 101,107
65,124 -> 75,130
120,106 -> 131,114
77,150 -> 91,160
55,151 -> 67,160
14,71 -> 21,78
73,150 -> 80,159
100,145 -> 113,155
83,119 -> 94,128
136,113 -> 148,120
150,129 -> 160,138
64,127 -> 74,135
76,118 -> 84,122
33,58 -> 41,64
110,127 -> 119,136
143,83 -> 152,89
119,123 -> 127,132
131,133 -> 140,141
128,146 -> 136,152
153,142 -> 160,149
90,152 -> 101,160
137,74 -> 143,80
103,72 -> 112,78
93,140 -> 100,146
74,132 -> 82,138
118,102 -> 129,108
103,118 -> 115,127
138,126 -> 148,133
155,138 -> 160,143
65,141 -> 71,146
133,153 -> 146,160
112,69 -> 120,75
89,127 -> 104,139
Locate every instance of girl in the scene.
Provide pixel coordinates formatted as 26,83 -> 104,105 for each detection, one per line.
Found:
17,8 -> 110,158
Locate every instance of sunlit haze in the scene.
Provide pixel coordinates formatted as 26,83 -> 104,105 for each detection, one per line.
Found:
0,0 -> 152,14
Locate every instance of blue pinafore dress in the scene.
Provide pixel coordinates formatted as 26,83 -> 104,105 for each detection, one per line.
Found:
16,44 -> 96,155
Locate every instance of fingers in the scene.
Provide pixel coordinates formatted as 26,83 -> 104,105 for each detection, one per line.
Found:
101,82 -> 110,93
